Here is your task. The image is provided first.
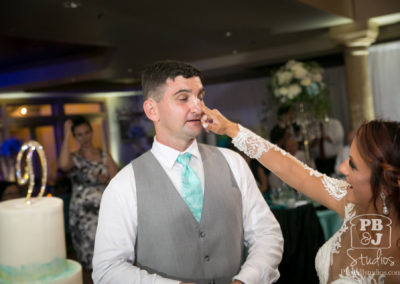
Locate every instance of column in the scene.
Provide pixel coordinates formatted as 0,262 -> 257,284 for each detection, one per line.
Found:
330,20 -> 378,129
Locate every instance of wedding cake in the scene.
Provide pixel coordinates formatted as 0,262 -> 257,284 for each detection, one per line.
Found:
0,196 -> 82,283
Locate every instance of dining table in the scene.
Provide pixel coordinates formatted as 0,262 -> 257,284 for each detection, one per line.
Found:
270,202 -> 326,284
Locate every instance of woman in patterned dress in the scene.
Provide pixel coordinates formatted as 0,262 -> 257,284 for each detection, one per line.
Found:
200,102 -> 400,283
59,116 -> 118,283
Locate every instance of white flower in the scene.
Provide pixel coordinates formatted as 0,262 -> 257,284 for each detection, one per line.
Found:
270,59 -> 326,106
286,60 -> 297,69
300,77 -> 311,86
288,84 -> 301,98
312,73 -> 322,82
268,59 -> 328,119
291,64 -> 307,79
278,87 -> 288,96
277,71 -> 293,85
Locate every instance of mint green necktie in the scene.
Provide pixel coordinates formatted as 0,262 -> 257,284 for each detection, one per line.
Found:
176,153 -> 203,223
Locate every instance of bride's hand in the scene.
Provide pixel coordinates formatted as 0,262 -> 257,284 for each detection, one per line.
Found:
200,102 -> 239,138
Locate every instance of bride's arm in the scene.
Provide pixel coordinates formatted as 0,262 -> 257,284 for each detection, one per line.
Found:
200,103 -> 348,216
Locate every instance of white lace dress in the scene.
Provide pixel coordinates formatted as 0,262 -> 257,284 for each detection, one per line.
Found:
232,125 -> 399,284
315,203 -> 383,284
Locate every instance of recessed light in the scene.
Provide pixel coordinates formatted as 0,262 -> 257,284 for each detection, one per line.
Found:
225,31 -> 232,38
20,107 -> 27,116
63,1 -> 82,9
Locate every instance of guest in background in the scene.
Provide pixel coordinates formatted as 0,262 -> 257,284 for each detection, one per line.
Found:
238,150 -> 269,196
276,105 -> 304,147
58,116 -> 118,284
200,103 -> 400,283
268,125 -> 290,190
311,117 -> 344,176
0,181 -> 21,201
93,60 -> 283,284
335,129 -> 355,176
269,124 -> 290,149
285,137 -> 306,163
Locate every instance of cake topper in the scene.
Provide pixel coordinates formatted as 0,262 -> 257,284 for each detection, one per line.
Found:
15,141 -> 47,205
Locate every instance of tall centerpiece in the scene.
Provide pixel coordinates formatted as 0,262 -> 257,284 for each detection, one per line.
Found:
268,59 -> 330,165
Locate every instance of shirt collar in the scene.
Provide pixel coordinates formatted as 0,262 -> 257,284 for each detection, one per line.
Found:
151,137 -> 201,169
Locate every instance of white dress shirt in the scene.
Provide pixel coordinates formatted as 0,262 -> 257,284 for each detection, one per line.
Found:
93,138 -> 283,284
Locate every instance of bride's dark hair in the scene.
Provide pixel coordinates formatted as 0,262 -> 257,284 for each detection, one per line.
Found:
356,120 -> 400,221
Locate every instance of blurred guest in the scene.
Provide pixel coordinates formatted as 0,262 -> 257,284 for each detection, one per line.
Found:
58,116 -> 118,284
269,125 -> 290,190
285,137 -> 305,163
335,129 -> 355,176
239,151 -> 269,195
311,117 -> 344,175
0,181 -> 21,201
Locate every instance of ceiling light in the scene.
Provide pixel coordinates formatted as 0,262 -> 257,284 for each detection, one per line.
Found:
20,107 -> 27,116
225,31 -> 232,38
63,0 -> 82,9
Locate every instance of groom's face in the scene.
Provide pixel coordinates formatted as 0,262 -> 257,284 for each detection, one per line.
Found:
154,75 -> 205,147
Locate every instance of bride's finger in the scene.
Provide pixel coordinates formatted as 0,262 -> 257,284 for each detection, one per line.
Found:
199,101 -> 213,115
201,115 -> 209,129
200,114 -> 208,124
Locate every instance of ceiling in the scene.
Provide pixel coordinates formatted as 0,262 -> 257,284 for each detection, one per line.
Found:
0,0 -> 399,93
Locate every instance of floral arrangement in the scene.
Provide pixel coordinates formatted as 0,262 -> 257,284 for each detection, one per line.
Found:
268,60 -> 329,119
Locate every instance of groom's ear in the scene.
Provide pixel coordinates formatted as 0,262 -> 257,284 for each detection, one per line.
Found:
143,99 -> 159,122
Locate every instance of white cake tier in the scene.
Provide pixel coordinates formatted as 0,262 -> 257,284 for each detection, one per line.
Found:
0,197 -> 66,267
0,259 -> 82,284
0,197 -> 83,283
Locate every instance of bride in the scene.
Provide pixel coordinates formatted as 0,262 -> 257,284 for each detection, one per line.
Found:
199,102 -> 400,283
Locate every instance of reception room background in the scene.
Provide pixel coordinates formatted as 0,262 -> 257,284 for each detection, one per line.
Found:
1,2 -> 400,283
1,1 -> 399,181
1,39 -> 400,183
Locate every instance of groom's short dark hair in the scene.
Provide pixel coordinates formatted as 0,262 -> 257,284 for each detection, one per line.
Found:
141,60 -> 203,101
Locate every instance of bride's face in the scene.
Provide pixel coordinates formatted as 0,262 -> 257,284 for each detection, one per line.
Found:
339,138 -> 373,210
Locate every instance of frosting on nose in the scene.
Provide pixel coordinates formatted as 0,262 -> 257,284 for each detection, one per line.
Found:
193,98 -> 201,110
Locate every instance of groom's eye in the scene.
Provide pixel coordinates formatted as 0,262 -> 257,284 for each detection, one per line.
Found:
177,95 -> 188,102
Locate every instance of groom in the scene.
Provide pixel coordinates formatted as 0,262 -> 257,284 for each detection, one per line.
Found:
93,60 -> 283,284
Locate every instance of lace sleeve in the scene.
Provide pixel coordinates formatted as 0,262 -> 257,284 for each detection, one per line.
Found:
232,124 -> 349,200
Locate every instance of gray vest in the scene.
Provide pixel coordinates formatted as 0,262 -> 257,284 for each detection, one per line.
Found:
132,144 -> 243,284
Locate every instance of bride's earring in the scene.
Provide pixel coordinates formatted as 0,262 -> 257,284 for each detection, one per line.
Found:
380,192 -> 389,216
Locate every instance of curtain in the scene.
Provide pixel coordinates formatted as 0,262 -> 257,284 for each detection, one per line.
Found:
369,40 -> 400,121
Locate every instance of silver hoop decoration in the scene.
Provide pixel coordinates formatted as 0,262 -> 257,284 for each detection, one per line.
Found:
15,141 -> 48,205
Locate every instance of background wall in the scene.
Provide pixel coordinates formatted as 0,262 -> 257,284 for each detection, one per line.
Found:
369,40 -> 400,122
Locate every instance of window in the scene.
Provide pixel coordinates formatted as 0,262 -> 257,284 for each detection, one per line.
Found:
1,99 -> 108,186
7,104 -> 52,117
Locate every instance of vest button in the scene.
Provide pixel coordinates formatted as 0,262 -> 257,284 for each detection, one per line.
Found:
205,255 -> 210,261
200,231 -> 206,238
